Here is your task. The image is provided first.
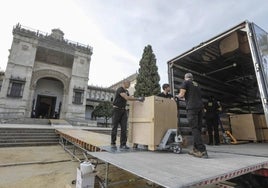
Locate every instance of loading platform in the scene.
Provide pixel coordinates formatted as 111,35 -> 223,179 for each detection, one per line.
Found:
56,128 -> 112,152
56,129 -> 268,187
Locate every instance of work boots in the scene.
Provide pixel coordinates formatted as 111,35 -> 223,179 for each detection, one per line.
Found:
188,147 -> 198,155
192,150 -> 209,159
189,148 -> 209,158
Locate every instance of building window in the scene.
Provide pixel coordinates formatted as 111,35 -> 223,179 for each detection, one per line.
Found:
73,89 -> 84,104
7,80 -> 25,98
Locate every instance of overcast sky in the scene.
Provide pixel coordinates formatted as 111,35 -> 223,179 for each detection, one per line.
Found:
0,0 -> 268,87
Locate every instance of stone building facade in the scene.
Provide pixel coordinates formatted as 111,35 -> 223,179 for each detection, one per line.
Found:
0,24 -> 140,123
108,73 -> 137,96
85,73 -> 137,124
0,24 -> 93,120
85,85 -> 115,121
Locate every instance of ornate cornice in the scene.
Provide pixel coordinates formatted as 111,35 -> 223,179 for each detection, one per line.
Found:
13,23 -> 93,55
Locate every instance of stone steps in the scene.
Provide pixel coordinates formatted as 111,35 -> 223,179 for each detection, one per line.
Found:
0,129 -> 55,133
0,135 -> 58,139
1,118 -> 50,125
0,138 -> 58,142
0,142 -> 58,147
0,128 -> 59,147
0,132 -> 57,135
0,128 -> 57,133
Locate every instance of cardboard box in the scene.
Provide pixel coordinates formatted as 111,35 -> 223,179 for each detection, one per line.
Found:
76,168 -> 95,188
230,114 -> 263,141
263,128 -> 268,141
219,32 -> 239,55
128,96 -> 177,150
238,33 -> 251,54
255,115 -> 268,128
256,129 -> 265,141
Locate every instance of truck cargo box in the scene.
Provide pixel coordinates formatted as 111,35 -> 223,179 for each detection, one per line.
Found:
168,21 -> 268,129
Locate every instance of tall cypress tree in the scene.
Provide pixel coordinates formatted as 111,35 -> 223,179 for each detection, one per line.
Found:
134,45 -> 161,97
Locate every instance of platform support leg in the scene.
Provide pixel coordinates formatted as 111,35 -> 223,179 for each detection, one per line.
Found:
73,145 -> 76,157
105,162 -> 109,187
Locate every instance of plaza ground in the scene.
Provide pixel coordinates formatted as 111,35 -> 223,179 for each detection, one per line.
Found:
0,145 -> 155,188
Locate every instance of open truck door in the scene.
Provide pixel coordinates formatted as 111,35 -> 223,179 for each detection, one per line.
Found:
248,23 -> 268,125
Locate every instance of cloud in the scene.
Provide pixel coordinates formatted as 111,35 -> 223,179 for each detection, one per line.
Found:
1,0 -> 268,87
0,0 -> 140,87
88,37 -> 139,87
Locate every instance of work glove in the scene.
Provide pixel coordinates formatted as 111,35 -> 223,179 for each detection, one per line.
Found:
136,97 -> 145,102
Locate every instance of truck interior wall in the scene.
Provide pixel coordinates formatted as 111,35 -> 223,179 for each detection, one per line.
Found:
172,65 -> 263,129
169,26 -> 265,129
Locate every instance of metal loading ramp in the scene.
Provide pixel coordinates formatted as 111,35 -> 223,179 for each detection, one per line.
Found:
56,129 -> 268,187
88,151 -> 268,187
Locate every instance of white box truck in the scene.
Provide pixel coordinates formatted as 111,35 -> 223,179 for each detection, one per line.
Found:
168,20 -> 268,128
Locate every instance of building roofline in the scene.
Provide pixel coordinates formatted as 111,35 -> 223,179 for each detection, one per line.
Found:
13,23 -> 93,55
87,85 -> 115,92
108,72 -> 138,88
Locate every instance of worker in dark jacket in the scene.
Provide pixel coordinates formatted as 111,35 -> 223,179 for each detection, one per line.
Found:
111,80 -> 144,150
157,83 -> 173,99
178,73 -> 208,158
204,96 -> 222,145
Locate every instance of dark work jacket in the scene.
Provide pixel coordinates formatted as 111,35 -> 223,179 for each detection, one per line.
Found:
180,80 -> 203,110
157,92 -> 173,99
113,87 -> 129,108
204,99 -> 220,119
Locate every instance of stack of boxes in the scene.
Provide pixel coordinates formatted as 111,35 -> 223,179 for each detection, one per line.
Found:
230,114 -> 268,142
257,115 -> 268,141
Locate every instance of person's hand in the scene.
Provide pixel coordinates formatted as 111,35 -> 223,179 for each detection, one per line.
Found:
176,95 -> 185,101
136,97 -> 145,102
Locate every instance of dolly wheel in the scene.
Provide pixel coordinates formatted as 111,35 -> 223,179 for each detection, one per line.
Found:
172,145 -> 182,154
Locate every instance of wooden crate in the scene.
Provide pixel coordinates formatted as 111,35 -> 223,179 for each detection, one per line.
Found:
128,96 -> 178,151
230,114 -> 264,141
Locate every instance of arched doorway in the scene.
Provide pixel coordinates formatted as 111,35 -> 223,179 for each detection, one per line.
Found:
33,77 -> 64,119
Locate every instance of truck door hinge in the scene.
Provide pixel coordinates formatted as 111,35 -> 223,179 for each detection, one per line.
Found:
264,98 -> 268,105
255,63 -> 260,71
